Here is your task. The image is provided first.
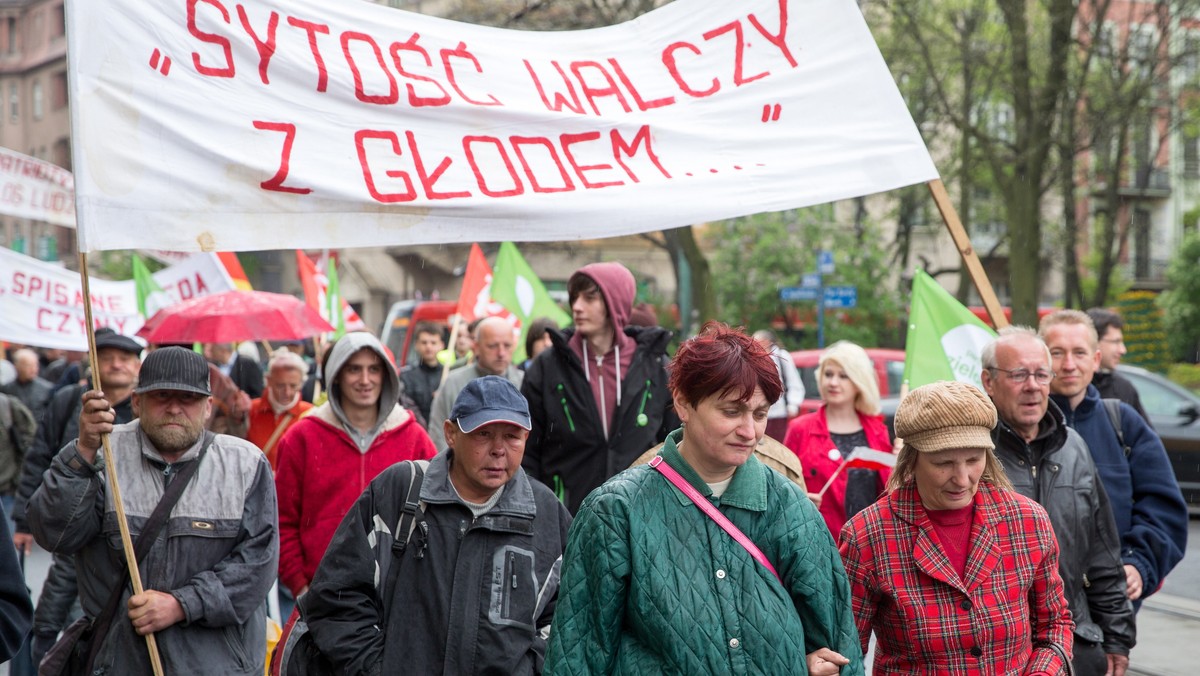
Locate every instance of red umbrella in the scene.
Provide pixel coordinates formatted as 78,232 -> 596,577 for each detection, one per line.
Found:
137,290 -> 335,344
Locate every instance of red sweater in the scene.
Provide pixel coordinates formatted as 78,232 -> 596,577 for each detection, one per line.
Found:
784,407 -> 893,538
274,403 -> 437,595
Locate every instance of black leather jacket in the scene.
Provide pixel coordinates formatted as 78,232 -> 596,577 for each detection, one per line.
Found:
992,401 -> 1135,655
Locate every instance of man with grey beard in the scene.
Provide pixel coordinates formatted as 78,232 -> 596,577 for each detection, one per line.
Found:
28,347 -> 278,675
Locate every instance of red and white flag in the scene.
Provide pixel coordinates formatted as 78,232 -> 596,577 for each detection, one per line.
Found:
843,447 -> 897,471
295,251 -> 366,332
455,244 -> 518,328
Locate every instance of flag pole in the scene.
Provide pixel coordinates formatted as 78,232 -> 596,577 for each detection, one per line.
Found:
815,454 -> 850,500
440,318 -> 461,388
927,179 -> 1010,330
78,252 -> 166,676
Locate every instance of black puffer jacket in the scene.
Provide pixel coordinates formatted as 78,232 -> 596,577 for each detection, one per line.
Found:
520,326 -> 677,513
992,401 -> 1135,656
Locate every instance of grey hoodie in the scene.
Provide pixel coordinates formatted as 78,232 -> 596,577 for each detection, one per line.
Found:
325,333 -> 401,452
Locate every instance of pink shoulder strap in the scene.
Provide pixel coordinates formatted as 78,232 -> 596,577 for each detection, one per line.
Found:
649,456 -> 782,584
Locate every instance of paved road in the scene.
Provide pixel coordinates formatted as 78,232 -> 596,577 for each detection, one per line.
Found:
1126,518 -> 1200,676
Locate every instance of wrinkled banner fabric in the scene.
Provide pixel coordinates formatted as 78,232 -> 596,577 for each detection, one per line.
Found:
68,0 -> 938,252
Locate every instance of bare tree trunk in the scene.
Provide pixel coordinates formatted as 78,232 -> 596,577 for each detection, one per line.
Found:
1093,128 -> 1129,307
662,226 -> 716,332
1060,106 -> 1083,308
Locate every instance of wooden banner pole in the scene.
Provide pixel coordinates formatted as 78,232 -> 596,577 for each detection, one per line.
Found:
927,179 -> 1010,329
78,252 -> 165,676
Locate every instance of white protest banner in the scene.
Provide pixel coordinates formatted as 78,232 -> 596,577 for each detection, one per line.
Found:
68,0 -> 937,253
0,146 -> 74,227
0,249 -> 238,350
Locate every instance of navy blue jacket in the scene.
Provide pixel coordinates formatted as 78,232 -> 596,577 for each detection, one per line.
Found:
1052,385 -> 1188,598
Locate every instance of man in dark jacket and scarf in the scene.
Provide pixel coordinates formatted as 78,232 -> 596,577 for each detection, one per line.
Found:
10,329 -> 142,664
520,262 -> 678,513
303,376 -> 571,675
982,328 -> 1135,676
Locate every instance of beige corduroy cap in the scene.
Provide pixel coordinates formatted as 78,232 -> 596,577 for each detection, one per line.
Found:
894,381 -> 997,453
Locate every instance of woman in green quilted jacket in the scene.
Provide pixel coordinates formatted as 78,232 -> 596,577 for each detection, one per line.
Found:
545,322 -> 864,675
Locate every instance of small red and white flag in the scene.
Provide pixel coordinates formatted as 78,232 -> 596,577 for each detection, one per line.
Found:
843,447 -> 898,471
817,446 -> 897,498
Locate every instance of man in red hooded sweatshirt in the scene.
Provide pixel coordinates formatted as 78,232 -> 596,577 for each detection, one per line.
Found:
521,262 -> 678,513
274,332 -> 436,600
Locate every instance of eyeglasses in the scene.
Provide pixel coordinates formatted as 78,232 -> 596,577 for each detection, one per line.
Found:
1099,337 -> 1125,345
988,367 -> 1055,385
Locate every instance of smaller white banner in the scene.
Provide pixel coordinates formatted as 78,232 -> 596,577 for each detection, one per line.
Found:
0,248 -> 236,350
0,146 -> 74,228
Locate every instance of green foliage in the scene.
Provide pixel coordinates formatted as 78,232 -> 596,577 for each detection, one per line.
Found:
1160,231 -> 1200,362
1166,363 -> 1200,393
1116,290 -> 1169,374
706,208 -> 903,350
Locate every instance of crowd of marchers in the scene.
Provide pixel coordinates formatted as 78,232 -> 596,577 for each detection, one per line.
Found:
0,265 -> 1188,676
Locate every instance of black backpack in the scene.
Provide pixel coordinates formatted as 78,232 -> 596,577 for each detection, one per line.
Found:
272,460 -> 428,676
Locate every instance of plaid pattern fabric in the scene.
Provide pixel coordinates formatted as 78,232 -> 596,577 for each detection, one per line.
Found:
839,482 -> 1074,675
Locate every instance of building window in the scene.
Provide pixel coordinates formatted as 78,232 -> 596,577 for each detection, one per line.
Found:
6,18 -> 15,55
51,71 -> 66,109
1129,24 -> 1158,80
53,137 -> 69,170
1184,33 -> 1200,82
1134,209 -> 1151,279
31,79 -> 42,120
52,4 -> 64,37
1185,131 -> 1200,179
9,82 -> 17,123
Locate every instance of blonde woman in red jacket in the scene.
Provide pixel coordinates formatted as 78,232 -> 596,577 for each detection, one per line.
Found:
784,341 -> 892,537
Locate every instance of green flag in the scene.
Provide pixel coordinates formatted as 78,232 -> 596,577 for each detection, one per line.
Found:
490,242 -> 570,363
326,256 -> 346,339
903,269 -> 997,391
132,253 -> 172,319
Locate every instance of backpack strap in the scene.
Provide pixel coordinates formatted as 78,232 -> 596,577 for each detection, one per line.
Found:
1102,398 -> 1132,458
380,460 -> 428,630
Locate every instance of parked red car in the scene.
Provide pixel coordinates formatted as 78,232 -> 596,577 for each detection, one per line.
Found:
790,348 -> 905,415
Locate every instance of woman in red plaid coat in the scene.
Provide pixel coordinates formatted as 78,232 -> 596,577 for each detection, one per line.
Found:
839,381 -> 1074,675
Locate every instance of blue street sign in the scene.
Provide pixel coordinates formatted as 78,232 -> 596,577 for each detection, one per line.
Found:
780,286 -> 819,302
780,285 -> 857,307
801,273 -> 821,288
823,286 -> 857,308
817,250 -> 835,275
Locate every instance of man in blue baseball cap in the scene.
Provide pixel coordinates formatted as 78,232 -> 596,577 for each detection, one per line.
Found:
300,376 -> 572,675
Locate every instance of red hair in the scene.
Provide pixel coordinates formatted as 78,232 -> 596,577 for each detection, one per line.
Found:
669,322 -> 783,408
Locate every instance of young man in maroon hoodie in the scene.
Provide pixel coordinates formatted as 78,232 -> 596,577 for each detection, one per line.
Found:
520,262 -> 678,513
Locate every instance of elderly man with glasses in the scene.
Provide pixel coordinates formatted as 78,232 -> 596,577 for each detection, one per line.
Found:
981,327 -> 1135,676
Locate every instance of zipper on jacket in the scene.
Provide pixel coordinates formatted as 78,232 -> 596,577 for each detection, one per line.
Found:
1031,465 -> 1038,479
557,384 -> 576,432
635,380 -> 652,427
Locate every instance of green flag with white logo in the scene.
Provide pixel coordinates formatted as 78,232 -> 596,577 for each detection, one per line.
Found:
132,253 -> 172,319
490,242 -> 570,363
903,269 -> 997,391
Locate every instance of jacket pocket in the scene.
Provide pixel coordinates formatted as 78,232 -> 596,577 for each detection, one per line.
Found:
489,545 -> 537,631
221,622 -> 252,671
